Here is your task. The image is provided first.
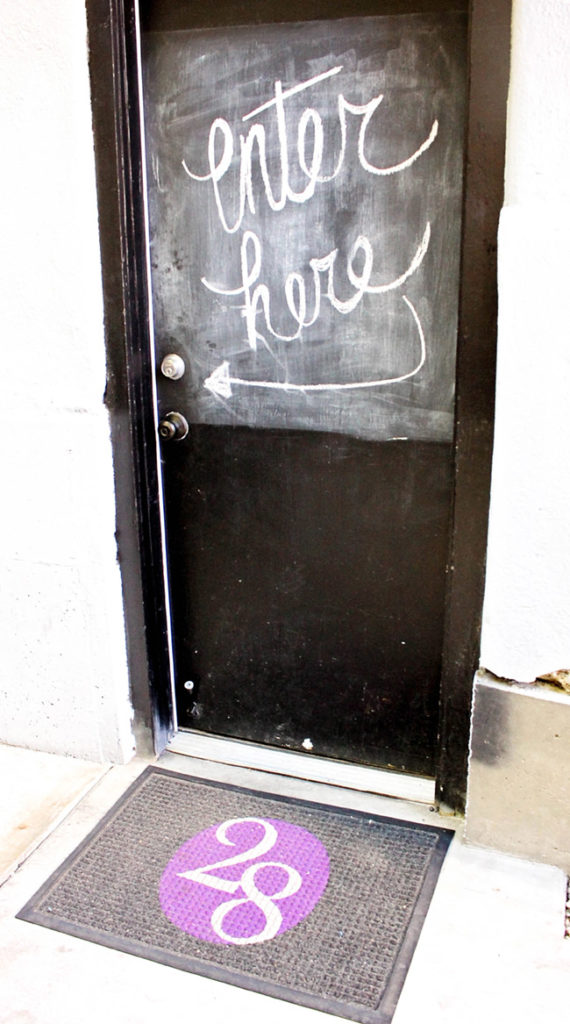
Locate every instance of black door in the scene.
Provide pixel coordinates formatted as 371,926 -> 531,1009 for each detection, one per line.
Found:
140,2 -> 468,777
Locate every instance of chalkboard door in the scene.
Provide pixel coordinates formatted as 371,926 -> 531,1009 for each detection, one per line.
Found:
141,6 -> 468,777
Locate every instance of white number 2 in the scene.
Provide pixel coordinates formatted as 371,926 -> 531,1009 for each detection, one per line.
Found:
178,817 -> 301,945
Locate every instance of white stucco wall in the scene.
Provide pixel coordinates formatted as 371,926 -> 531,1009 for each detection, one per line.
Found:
0,1 -> 134,760
480,0 -> 570,682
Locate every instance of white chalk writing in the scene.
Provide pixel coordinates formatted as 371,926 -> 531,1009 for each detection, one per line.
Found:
183,67 -> 438,234
202,224 -> 430,351
181,65 -> 437,390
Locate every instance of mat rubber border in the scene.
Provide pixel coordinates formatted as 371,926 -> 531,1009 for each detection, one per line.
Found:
17,767 -> 453,1024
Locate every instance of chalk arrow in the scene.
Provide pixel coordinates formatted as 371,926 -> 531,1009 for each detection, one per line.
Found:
204,360 -> 233,398
204,295 -> 426,397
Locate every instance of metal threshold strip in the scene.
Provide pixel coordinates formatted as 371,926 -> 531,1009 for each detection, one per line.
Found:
167,730 -> 435,805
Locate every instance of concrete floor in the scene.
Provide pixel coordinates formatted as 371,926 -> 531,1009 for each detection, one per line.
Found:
0,744 -> 568,1023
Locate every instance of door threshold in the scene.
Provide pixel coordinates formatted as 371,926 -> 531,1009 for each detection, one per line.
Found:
166,730 -> 435,805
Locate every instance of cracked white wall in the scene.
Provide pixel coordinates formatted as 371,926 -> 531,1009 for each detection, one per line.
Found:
480,0 -> 570,682
0,1 -> 134,761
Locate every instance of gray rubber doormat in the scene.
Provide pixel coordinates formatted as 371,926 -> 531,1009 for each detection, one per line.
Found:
18,766 -> 453,1024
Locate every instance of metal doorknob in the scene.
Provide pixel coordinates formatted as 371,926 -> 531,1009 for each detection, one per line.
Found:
158,411 -> 189,441
160,353 -> 185,380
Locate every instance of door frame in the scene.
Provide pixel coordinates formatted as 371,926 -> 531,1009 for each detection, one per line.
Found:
85,0 -> 511,810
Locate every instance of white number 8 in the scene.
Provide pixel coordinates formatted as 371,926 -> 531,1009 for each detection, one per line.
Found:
211,860 -> 302,944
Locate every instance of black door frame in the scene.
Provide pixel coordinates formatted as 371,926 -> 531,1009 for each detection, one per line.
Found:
85,0 -> 511,810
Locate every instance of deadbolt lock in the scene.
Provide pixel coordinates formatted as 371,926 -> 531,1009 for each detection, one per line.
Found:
158,411 -> 189,442
160,353 -> 185,380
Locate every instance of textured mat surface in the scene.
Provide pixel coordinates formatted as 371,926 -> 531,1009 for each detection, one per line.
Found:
18,767 -> 452,1024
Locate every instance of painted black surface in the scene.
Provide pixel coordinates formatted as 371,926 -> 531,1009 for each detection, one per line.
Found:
144,9 -> 466,774
140,0 -> 468,32
85,0 -> 176,751
85,0 -> 511,808
143,14 -> 466,443
165,427 -> 452,775
436,0 -> 512,809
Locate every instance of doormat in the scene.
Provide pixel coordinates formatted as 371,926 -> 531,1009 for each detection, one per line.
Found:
18,767 -> 452,1024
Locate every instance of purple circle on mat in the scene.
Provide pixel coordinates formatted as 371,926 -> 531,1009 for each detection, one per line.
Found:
160,817 -> 329,945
